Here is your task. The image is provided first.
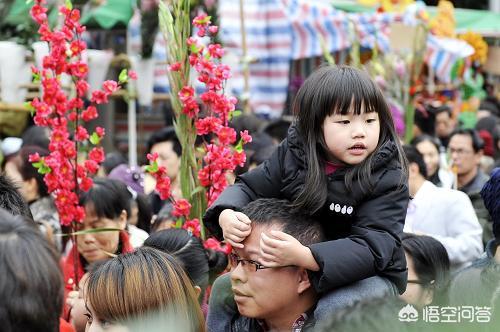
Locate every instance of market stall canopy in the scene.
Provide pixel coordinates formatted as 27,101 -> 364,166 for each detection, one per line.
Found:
80,0 -> 135,29
332,0 -> 500,37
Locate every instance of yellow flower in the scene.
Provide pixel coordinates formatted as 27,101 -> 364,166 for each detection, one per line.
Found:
459,31 -> 488,64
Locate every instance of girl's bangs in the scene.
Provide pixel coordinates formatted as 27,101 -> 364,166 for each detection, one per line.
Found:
329,71 -> 380,116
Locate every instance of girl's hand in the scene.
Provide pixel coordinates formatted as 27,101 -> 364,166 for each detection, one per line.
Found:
219,209 -> 251,248
259,230 -> 313,268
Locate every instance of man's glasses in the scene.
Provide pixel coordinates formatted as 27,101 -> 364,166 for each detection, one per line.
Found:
448,148 -> 474,156
229,253 -> 271,272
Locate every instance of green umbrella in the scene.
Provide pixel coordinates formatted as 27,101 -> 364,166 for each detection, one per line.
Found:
4,0 -> 58,27
80,0 -> 135,29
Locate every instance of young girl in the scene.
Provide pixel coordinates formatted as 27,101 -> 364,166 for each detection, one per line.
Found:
204,65 -> 409,325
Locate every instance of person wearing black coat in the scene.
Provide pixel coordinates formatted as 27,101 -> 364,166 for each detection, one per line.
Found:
204,66 -> 410,324
205,126 -> 409,294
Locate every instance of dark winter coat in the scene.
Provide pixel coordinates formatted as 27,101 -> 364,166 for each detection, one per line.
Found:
204,126 -> 409,294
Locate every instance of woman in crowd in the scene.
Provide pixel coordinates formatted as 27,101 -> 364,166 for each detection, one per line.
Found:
411,134 -> 453,188
63,178 -> 134,318
84,247 -> 205,331
143,229 -> 228,315
4,145 -> 61,249
399,233 -> 451,308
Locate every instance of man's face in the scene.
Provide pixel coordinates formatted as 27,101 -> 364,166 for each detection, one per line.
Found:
150,141 -> 181,181
230,223 -> 309,320
448,134 -> 481,176
435,112 -> 454,138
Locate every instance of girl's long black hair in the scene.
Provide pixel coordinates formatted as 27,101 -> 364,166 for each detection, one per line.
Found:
293,65 -> 407,213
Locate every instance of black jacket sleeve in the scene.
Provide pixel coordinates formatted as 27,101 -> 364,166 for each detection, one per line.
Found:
308,169 -> 409,293
203,141 -> 287,239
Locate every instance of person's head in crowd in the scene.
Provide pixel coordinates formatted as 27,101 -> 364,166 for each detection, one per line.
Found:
230,198 -> 324,330
0,173 -> 32,219
413,107 -> 436,137
151,202 -> 175,232
0,207 -> 63,332
476,115 -> 500,157
430,104 -> 455,144
77,178 -> 131,264
146,126 -> 181,183
448,128 -> 485,187
230,113 -> 265,136
481,168 -> 500,252
4,145 -> 50,203
403,145 -> 427,197
262,118 -> 292,144
249,145 -> 277,170
315,297 -> 410,332
235,132 -> 276,174
477,97 -> 500,119
97,152 -> 127,176
21,126 -> 50,150
0,137 -> 22,169
108,164 -> 151,233
144,228 -> 228,301
85,247 -> 205,332
399,233 -> 450,308
411,135 -> 443,182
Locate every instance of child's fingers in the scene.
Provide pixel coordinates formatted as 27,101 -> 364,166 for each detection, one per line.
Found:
225,238 -> 244,248
229,228 -> 249,240
269,230 -> 295,241
261,232 -> 283,248
231,219 -> 252,232
234,212 -> 251,225
226,233 -> 246,244
260,258 -> 280,268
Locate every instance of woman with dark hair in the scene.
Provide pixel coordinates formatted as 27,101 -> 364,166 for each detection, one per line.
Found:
63,178 -> 134,319
399,233 -> 451,308
84,247 -> 205,331
0,207 -> 67,332
411,134 -> 453,188
143,229 -> 228,316
4,145 -> 61,249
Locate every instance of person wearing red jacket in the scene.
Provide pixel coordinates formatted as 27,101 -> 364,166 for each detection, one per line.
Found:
63,178 -> 134,323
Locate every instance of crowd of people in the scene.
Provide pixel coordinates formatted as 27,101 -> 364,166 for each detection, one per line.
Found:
0,65 -> 499,331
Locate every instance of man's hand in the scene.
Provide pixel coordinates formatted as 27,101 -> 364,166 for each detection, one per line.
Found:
219,209 -> 252,248
260,230 -> 320,271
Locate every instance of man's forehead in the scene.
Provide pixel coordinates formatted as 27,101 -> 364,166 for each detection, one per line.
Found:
237,222 -> 283,256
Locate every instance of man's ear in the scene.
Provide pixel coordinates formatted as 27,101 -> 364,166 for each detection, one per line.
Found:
422,287 -> 434,306
408,162 -> 420,178
474,149 -> 484,165
297,268 -> 312,295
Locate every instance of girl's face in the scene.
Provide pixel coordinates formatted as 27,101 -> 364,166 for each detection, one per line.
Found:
415,141 -> 440,177
322,109 -> 380,165
84,301 -> 128,332
76,205 -> 127,264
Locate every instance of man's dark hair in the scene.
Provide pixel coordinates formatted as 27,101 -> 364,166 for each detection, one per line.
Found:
146,126 -> 182,156
429,104 -> 452,117
403,145 -> 427,179
0,174 -> 32,219
21,126 -> 50,150
449,128 -> 485,153
241,198 -> 325,246
0,207 -> 63,332
402,233 -> 450,305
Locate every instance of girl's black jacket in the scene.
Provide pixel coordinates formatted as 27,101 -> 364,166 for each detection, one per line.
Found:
204,126 -> 409,294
